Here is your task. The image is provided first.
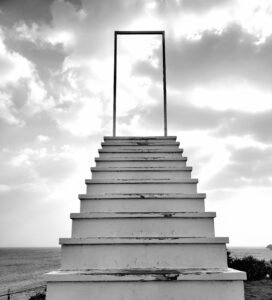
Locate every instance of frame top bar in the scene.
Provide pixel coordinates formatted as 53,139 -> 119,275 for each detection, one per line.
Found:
115,30 -> 164,35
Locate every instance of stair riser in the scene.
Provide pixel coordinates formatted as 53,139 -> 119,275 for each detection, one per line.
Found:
71,218 -> 215,238
99,152 -> 183,158
91,171 -> 191,180
80,199 -> 205,213
95,161 -> 187,168
61,244 -> 227,270
86,183 -> 197,195
47,281 -> 245,300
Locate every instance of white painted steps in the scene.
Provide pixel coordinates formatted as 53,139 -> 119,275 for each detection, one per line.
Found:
46,267 -> 246,281
98,149 -> 184,159
101,142 -> 180,150
45,136 -> 246,300
60,237 -> 229,270
95,157 -> 188,168
91,167 -> 192,179
85,179 -> 198,194
104,136 -> 177,142
70,212 -> 216,238
79,193 -> 206,213
46,269 -> 246,300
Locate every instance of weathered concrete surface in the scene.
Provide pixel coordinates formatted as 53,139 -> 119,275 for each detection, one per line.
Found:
46,279 -> 245,300
79,193 -> 206,213
71,212 -> 215,238
85,179 -> 198,194
104,136 -> 177,142
95,157 -> 187,168
101,142 -> 180,150
98,149 -> 184,159
60,238 -> 228,270
91,167 -> 192,179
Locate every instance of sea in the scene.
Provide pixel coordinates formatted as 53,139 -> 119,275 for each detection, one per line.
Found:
0,247 -> 271,299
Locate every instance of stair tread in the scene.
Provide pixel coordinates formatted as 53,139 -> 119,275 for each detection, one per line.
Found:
45,268 -> 246,281
102,142 -> 180,145
95,157 -> 187,161
60,237 -> 229,244
70,212 -> 216,219
91,167 -> 192,171
104,136 -> 177,140
79,193 -> 206,199
85,179 -> 198,184
98,149 -> 183,153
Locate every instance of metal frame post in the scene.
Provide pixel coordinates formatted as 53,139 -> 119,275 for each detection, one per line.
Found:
113,30 -> 167,136
113,32 -> 117,136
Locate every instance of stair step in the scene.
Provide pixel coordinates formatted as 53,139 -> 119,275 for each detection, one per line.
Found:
85,179 -> 198,194
79,193 -> 206,199
91,167 -> 192,180
91,167 -> 192,171
99,149 -> 183,153
85,179 -> 198,183
60,237 -> 228,245
71,212 -> 215,219
104,136 -> 177,141
98,149 -> 183,158
70,212 -> 215,238
101,146 -> 180,151
46,268 -> 246,282
45,269 -> 246,300
101,142 -> 180,149
59,237 -> 228,270
95,157 -> 187,168
79,193 -> 206,213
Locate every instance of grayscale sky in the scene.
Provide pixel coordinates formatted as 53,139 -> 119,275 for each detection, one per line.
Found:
0,0 -> 271,247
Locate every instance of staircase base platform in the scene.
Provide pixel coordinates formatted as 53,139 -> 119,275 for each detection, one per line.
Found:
46,268 -> 246,300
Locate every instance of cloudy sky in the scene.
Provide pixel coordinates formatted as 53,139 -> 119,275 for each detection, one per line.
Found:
0,0 -> 272,247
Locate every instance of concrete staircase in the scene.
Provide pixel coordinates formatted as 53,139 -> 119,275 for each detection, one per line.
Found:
45,136 -> 246,300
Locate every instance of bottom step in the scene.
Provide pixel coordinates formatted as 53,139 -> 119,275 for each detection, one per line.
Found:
46,269 -> 246,300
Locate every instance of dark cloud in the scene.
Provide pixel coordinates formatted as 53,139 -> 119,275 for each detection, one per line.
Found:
133,24 -> 272,90
0,0 -> 54,26
138,98 -> 222,131
4,37 -> 67,83
216,109 -> 272,143
206,146 -> 272,188
0,0 -> 82,27
64,0 -> 82,10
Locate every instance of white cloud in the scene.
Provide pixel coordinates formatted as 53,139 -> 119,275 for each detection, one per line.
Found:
37,134 -> 50,142
172,0 -> 272,42
190,80 -> 272,113
46,30 -> 75,48
56,97 -> 103,136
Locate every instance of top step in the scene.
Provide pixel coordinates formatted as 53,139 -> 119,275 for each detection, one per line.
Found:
104,136 -> 177,142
